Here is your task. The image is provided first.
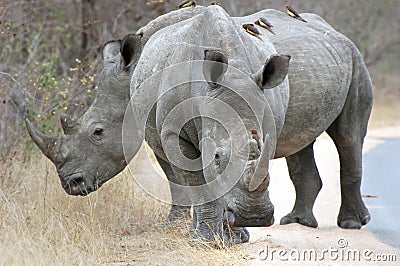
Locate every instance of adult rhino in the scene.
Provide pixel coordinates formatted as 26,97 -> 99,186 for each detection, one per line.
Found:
127,5 -> 373,242
27,6 -> 373,244
26,6 -> 206,196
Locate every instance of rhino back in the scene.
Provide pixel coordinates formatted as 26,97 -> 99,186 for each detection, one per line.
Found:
236,10 -> 360,157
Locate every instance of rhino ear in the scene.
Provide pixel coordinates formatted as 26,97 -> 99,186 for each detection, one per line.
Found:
120,33 -> 143,69
102,40 -> 121,62
203,49 -> 228,89
254,54 -> 290,90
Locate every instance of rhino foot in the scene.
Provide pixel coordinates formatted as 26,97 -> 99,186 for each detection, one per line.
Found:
280,210 -> 318,228
189,228 -> 224,248
224,226 -> 250,245
337,206 -> 370,229
189,226 -> 249,248
166,205 -> 191,222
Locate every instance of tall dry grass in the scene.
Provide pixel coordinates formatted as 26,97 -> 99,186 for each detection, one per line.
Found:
0,149 -> 243,265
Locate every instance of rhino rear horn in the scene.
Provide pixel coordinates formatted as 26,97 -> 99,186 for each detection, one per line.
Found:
203,49 -> 228,89
26,118 -> 62,163
60,113 -> 80,135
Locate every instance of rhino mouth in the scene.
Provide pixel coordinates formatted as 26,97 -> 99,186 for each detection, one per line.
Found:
224,187 -> 275,227
225,206 -> 275,227
62,173 -> 99,196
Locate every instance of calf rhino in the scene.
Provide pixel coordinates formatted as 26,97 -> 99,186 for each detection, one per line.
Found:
27,6 -> 373,244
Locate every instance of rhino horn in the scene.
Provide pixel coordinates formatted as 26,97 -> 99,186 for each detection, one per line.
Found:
248,133 -> 271,192
26,118 -> 61,163
60,113 -> 79,135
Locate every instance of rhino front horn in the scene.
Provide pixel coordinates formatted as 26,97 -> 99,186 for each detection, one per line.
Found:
26,118 -> 61,163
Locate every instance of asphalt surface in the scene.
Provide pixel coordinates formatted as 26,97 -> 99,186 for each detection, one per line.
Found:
362,136 -> 400,248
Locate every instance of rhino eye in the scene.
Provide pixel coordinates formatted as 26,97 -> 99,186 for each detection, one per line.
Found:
93,128 -> 104,136
214,147 -> 224,166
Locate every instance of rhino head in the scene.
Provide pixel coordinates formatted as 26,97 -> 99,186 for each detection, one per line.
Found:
201,50 -> 290,227
26,34 -> 143,196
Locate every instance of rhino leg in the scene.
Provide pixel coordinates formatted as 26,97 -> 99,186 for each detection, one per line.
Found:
163,144 -> 226,243
326,127 -> 371,229
280,142 -> 322,228
192,201 -> 250,246
327,130 -> 371,229
166,165 -> 246,245
326,61 -> 373,229
156,155 -> 191,222
192,199 -> 224,242
192,209 -> 250,245
162,135 -> 248,245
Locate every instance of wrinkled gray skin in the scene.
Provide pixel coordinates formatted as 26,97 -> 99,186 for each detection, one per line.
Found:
27,6 -> 373,245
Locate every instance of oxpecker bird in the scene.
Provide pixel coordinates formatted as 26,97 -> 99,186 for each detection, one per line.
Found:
250,129 -> 261,150
178,0 -> 196,9
210,1 -> 220,5
242,24 -> 261,37
285,5 -> 307,23
255,18 -> 275,35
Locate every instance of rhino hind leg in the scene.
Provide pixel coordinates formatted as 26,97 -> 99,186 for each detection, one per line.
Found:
326,126 -> 371,229
327,128 -> 371,229
280,142 -> 322,228
155,155 -> 191,222
326,61 -> 373,229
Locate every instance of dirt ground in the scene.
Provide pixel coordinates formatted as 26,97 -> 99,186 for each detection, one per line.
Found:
0,103 -> 399,265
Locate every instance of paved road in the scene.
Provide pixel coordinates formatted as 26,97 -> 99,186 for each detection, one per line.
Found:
362,136 -> 400,248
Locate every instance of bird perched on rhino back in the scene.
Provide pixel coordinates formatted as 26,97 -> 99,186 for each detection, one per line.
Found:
255,18 -> 275,35
178,0 -> 196,9
242,23 -> 261,37
285,4 -> 307,23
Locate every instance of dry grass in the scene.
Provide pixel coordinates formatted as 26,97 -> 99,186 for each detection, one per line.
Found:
0,151 -> 243,266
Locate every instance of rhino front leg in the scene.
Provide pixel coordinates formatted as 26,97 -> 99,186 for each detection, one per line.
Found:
155,155 -> 191,222
167,166 -> 248,245
280,142 -> 322,228
192,199 -> 225,242
167,168 -> 227,243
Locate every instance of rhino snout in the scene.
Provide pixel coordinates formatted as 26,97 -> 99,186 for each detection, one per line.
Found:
62,173 -> 97,196
225,187 -> 274,227
225,207 -> 274,227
